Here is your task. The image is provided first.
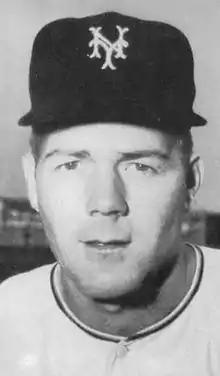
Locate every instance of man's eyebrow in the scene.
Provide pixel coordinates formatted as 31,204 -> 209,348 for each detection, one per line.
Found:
42,149 -> 170,161
118,150 -> 170,162
43,149 -> 90,160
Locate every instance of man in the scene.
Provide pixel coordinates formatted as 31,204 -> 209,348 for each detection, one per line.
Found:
0,11 -> 219,375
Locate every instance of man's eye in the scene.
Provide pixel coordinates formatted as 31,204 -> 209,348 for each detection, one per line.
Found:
56,161 -> 80,171
127,163 -> 157,174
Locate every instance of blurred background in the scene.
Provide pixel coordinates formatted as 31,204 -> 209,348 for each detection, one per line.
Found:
0,0 -> 219,281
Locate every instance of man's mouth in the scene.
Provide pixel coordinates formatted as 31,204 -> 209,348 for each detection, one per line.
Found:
83,239 -> 131,250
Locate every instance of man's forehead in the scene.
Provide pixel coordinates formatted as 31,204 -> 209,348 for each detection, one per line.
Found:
40,123 -> 179,158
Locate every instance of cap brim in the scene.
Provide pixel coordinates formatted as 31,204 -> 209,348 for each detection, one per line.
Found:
18,108 -> 207,131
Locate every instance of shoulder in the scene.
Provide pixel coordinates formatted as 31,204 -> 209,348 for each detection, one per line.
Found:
0,264 -> 58,371
0,262 -> 55,294
192,245 -> 220,332
200,245 -> 220,276
200,245 -> 220,308
0,263 -> 56,318
196,245 -> 220,290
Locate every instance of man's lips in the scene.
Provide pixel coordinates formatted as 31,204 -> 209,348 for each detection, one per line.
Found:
82,239 -> 131,250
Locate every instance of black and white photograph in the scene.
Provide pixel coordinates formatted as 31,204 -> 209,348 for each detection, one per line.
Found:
0,0 -> 220,374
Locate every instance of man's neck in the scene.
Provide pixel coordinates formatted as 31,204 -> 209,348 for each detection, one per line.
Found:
58,244 -> 196,337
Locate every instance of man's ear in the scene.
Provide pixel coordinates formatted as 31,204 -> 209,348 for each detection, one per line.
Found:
22,152 -> 39,212
186,155 -> 204,199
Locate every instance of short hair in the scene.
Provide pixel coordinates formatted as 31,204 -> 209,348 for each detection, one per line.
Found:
29,130 -> 48,163
176,131 -> 193,165
29,127 -> 194,165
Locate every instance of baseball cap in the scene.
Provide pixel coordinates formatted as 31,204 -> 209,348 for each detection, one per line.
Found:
18,11 -> 207,134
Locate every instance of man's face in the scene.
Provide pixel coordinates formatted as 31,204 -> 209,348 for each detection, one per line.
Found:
27,124 -> 191,300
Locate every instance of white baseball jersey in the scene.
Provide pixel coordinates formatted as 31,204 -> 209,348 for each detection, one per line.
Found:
0,245 -> 220,375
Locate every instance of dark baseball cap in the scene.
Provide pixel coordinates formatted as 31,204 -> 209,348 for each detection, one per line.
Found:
18,11 -> 206,134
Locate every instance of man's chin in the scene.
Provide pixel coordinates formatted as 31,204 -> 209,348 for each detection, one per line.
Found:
81,279 -> 140,303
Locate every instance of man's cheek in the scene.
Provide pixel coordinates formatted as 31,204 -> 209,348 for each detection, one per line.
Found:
130,192 -> 183,235
38,183 -> 83,214
37,196 -> 81,246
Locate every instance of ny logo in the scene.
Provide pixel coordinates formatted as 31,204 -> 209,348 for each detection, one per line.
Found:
88,25 -> 129,70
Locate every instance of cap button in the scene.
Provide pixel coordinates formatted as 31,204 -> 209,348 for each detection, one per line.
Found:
116,340 -> 129,358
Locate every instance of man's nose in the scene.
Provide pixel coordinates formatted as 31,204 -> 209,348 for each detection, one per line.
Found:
85,167 -> 129,217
